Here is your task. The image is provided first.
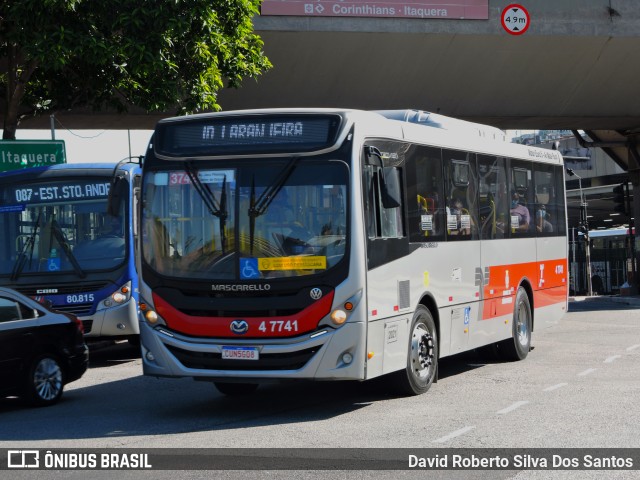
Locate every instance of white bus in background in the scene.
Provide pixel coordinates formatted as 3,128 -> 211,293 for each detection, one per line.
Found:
135,108 -> 568,396
573,227 -> 635,295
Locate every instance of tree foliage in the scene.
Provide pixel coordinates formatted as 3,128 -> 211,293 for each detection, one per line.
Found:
0,0 -> 271,139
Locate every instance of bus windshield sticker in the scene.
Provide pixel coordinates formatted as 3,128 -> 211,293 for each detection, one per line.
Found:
153,172 -> 169,186
168,169 -> 235,185
460,215 -> 471,230
258,256 -> 327,271
0,204 -> 25,213
240,258 -> 260,279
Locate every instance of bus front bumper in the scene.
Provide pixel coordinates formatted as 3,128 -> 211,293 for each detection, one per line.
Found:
83,299 -> 139,338
139,321 -> 366,383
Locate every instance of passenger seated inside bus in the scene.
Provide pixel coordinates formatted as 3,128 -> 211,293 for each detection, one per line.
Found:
510,192 -> 530,233
447,197 -> 472,236
535,204 -> 553,233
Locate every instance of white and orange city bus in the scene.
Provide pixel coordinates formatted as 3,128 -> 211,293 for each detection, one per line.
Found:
136,109 -> 568,396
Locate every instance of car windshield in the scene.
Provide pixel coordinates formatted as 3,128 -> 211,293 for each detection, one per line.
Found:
0,177 -> 127,278
141,158 -> 348,280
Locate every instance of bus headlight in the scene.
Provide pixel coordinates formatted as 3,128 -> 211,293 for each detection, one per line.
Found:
320,289 -> 362,328
112,292 -> 127,304
330,309 -> 348,325
139,297 -> 166,326
100,281 -> 132,309
145,310 -> 159,324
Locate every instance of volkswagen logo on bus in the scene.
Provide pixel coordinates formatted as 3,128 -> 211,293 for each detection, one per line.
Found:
310,288 -> 323,300
230,320 -> 249,335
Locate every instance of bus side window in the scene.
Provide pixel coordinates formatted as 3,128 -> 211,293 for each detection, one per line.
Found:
478,155 -> 508,240
444,150 -> 478,241
363,164 -> 404,239
363,165 -> 380,238
379,167 -> 404,238
534,165 -> 555,236
553,165 -> 567,236
509,161 -> 534,237
406,146 -> 444,242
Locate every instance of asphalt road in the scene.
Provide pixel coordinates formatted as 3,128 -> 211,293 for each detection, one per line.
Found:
1,296 -> 639,480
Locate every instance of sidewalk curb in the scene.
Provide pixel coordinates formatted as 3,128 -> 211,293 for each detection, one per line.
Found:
569,295 -> 640,306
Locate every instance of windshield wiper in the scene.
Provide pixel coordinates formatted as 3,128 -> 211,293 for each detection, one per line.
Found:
184,161 -> 228,254
248,156 -> 300,256
50,218 -> 86,279
10,211 -> 42,281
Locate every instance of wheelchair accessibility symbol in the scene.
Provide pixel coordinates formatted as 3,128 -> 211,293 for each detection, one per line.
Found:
47,258 -> 61,271
240,258 -> 259,279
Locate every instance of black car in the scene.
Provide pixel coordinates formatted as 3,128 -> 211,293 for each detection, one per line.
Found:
0,287 -> 88,406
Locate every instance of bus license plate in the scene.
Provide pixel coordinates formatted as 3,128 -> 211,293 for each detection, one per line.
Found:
221,346 -> 259,361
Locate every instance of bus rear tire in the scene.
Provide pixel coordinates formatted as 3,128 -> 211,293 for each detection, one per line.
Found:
391,306 -> 438,396
498,287 -> 531,361
214,382 -> 259,396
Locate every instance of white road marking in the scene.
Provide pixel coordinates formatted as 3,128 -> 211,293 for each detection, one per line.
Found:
604,355 -> 622,363
577,368 -> 597,377
432,426 -> 475,444
626,344 -> 640,352
497,401 -> 529,415
543,383 -> 568,392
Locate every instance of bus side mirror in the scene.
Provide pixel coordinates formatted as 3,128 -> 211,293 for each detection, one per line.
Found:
133,186 -> 140,239
107,176 -> 125,216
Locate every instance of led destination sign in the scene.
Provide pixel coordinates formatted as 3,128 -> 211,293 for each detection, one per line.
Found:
2,179 -> 111,206
155,115 -> 341,156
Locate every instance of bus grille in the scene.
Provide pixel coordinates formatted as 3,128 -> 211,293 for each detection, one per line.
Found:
54,303 -> 93,316
15,282 -> 110,296
165,345 -> 320,371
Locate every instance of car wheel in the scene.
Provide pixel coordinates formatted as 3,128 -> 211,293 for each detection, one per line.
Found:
214,382 -> 259,396
391,306 -> 438,395
25,354 -> 65,407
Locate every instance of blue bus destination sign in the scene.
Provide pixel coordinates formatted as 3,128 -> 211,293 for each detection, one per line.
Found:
0,140 -> 66,172
155,115 -> 341,156
1,179 -> 110,206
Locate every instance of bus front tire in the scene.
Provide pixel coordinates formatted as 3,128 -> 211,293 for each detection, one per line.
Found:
392,306 -> 438,396
214,382 -> 259,396
498,287 -> 532,361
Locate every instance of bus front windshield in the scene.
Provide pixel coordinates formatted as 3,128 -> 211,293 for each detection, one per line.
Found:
0,178 -> 127,279
142,159 -> 348,280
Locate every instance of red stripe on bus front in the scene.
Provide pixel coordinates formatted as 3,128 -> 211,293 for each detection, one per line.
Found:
151,290 -> 335,338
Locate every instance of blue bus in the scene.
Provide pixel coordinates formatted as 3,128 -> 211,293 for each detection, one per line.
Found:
0,161 -> 141,343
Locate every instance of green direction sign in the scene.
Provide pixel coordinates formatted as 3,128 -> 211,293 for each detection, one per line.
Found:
0,140 -> 66,172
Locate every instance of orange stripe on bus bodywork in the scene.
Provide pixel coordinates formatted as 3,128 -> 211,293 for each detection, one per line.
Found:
482,258 -> 567,320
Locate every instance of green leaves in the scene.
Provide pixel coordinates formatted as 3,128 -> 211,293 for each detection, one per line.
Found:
1,0 -> 271,138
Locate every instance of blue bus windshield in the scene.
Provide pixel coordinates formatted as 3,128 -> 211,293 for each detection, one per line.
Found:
0,177 -> 127,278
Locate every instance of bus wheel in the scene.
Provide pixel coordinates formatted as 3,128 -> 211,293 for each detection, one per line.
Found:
214,382 -> 259,396
392,306 -> 438,396
499,287 -> 531,361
